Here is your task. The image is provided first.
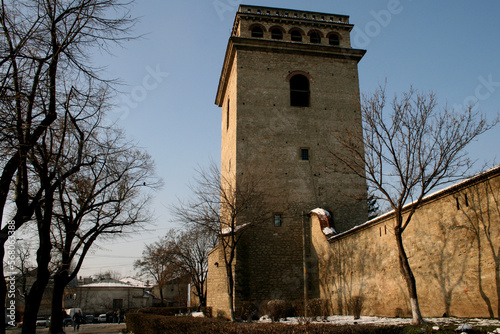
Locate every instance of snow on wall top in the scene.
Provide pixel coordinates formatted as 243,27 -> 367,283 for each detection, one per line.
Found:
310,208 -> 336,237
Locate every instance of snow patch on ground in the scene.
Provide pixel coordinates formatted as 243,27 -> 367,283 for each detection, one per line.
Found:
259,315 -> 500,328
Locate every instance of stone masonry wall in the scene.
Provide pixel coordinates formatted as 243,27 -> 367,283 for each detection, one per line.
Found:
311,167 -> 500,318
228,46 -> 367,310
206,245 -> 230,318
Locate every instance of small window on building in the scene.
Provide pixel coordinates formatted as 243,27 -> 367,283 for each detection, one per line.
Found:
464,193 -> 469,207
274,214 -> 282,227
456,197 -> 460,210
310,32 -> 321,43
251,26 -> 264,38
300,148 -> 310,161
290,74 -> 310,107
329,33 -> 340,46
271,28 -> 283,40
291,30 -> 302,42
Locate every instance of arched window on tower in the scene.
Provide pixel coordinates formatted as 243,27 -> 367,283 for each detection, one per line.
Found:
291,30 -> 302,42
310,32 -> 321,44
329,33 -> 340,46
271,28 -> 283,40
251,26 -> 264,38
290,74 -> 310,107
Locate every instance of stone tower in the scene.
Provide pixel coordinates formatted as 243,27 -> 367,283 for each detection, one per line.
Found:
208,5 -> 367,315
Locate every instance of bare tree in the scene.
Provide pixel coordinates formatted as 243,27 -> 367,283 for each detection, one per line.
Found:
0,1 -> 135,331
48,128 -> 160,334
172,162 -> 269,321
22,83 -> 102,333
173,226 -> 218,309
332,85 -> 498,324
135,232 -> 182,307
3,241 -> 35,305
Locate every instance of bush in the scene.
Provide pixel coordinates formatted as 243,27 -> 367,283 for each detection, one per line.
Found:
136,307 -> 194,316
306,298 -> 329,321
266,300 -> 294,322
291,299 -> 305,317
126,314 -> 411,333
238,302 -> 259,321
348,296 -> 364,320
200,306 -> 212,318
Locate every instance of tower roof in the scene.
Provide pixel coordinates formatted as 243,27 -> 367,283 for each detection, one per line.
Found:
235,4 -> 352,29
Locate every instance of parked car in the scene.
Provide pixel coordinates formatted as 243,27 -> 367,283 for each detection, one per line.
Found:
85,314 -> 95,324
98,314 -> 107,323
36,317 -> 48,327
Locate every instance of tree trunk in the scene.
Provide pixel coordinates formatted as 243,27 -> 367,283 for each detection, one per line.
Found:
49,274 -> 67,334
0,245 -> 6,334
159,285 -> 165,307
22,273 -> 51,334
226,265 -> 235,321
22,194 -> 53,334
198,281 -> 206,308
394,226 -> 424,324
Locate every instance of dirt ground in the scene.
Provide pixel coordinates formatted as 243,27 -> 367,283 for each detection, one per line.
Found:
6,323 -> 126,334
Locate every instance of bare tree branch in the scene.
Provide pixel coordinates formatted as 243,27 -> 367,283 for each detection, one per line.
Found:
171,162 -> 270,321
332,84 -> 498,324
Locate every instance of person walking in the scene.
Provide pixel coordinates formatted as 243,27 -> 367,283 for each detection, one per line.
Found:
73,310 -> 82,331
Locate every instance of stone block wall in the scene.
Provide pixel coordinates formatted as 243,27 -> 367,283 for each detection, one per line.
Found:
206,245 -> 231,317
311,167 -> 500,318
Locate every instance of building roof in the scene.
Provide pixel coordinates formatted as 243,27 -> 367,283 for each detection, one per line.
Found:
120,277 -> 150,288
79,281 -> 135,288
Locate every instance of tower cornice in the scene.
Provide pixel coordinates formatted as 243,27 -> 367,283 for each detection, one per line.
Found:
215,37 -> 366,106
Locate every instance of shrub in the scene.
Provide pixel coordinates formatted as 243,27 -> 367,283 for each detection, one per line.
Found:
200,306 -> 212,318
348,296 -> 364,320
291,299 -> 305,317
258,300 -> 270,317
267,300 -> 294,322
238,301 -> 259,321
306,298 -> 329,321
137,307 -> 196,315
126,314 -> 410,333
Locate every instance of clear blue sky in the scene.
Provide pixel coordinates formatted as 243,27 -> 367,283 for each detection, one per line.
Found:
80,0 -> 500,277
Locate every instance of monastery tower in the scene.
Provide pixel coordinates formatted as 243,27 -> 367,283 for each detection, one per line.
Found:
208,5 -> 368,315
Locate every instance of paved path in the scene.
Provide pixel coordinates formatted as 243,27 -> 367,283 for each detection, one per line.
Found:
7,323 -> 127,334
